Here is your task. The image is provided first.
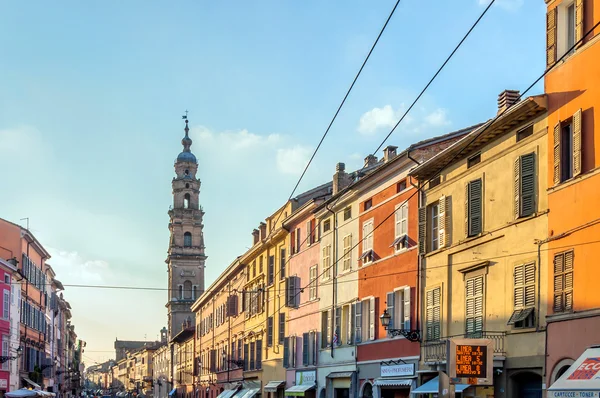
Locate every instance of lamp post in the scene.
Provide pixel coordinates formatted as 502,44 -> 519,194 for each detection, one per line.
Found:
379,309 -> 421,342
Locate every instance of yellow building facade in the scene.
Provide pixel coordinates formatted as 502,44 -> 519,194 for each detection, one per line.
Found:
411,92 -> 549,397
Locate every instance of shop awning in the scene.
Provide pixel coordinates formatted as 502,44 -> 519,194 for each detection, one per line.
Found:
411,376 -> 470,394
285,384 -> 316,397
168,389 -> 177,396
264,381 -> 285,393
233,388 -> 260,398
216,389 -> 239,398
548,346 -> 600,397
23,378 -> 42,390
327,372 -> 353,379
373,379 -> 413,387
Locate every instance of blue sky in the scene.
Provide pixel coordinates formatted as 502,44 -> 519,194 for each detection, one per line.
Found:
0,0 -> 545,364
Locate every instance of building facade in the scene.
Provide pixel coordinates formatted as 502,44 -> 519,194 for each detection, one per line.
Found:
167,119 -> 207,340
152,343 -> 169,398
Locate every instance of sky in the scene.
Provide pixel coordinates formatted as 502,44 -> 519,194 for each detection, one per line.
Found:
0,0 -> 546,365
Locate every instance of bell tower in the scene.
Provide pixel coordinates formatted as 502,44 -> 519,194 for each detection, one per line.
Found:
166,118 -> 206,340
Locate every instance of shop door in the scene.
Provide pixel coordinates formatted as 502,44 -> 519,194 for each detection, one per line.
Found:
334,389 -> 349,398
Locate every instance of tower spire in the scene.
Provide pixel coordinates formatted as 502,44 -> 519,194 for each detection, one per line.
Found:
181,119 -> 192,153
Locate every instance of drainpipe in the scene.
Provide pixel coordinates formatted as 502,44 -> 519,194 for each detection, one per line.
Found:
407,147 -> 422,336
406,145 -> 420,167
325,203 -> 337,358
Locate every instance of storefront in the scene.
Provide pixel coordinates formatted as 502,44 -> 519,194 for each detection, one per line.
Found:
358,360 -> 417,398
326,372 -> 354,398
285,371 -> 316,398
264,381 -> 285,398
548,346 -> 600,397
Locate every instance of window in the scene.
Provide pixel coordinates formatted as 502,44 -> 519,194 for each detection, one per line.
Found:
184,193 -> 190,209
278,313 -> 285,344
280,248 -> 286,280
283,337 -> 291,368
296,228 -> 301,253
184,232 -> 192,247
426,288 -> 441,340
553,251 -> 574,313
285,276 -> 300,308
2,336 -> 8,371
306,219 -> 317,246
465,276 -> 484,337
393,203 -> 408,251
334,307 -> 342,346
342,235 -> 352,271
192,285 -> 198,300
364,199 -> 373,211
567,3 -> 576,50
178,285 -> 183,300
547,1 -> 583,67
256,340 -> 262,369
466,179 -> 483,237
267,317 -> 273,346
252,261 -> 256,278
343,207 -> 352,221
397,179 -> 407,193
386,287 -> 411,334
267,255 -> 274,285
322,219 -> 331,233
2,290 -> 8,319
429,175 -> 441,189
3,274 -> 9,284
359,298 -> 376,341
361,221 -> 374,263
322,245 -> 332,279
508,263 -> 536,329
321,310 -> 331,348
259,256 -> 264,273
467,153 -> 481,168
553,111 -> 582,185
515,153 -> 536,218
561,122 -> 574,182
355,302 -> 362,343
517,125 -> 534,142
183,280 -> 192,300
309,265 -> 318,300
249,342 -> 255,370
430,204 -> 439,251
302,333 -> 310,366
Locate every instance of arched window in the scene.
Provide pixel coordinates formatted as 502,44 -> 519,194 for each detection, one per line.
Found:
184,232 -> 192,247
178,285 -> 183,300
192,285 -> 198,300
184,194 -> 190,209
184,281 -> 192,299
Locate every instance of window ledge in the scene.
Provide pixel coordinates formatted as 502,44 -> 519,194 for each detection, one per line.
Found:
300,298 -> 320,308
508,327 -> 537,335
548,166 -> 600,194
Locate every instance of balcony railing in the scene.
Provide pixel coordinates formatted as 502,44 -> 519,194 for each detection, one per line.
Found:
421,331 -> 506,363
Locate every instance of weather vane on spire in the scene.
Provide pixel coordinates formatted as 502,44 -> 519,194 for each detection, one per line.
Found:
182,110 -> 189,120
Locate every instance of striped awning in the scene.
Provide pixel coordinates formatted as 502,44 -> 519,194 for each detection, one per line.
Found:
373,378 -> 412,387
285,384 -> 315,397
264,381 -> 285,392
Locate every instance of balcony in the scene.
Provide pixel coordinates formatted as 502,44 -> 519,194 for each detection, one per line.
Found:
421,331 -> 506,364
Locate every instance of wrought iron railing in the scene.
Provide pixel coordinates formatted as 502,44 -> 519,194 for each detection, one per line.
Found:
421,331 -> 506,363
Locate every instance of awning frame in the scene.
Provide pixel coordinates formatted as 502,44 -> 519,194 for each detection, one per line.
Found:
284,384 -> 316,397
373,378 -> 413,387
264,381 -> 286,393
23,377 -> 42,390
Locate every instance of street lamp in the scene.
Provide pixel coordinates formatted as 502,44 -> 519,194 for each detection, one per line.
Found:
379,309 -> 421,342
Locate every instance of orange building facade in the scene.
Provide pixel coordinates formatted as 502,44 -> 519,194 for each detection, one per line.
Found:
544,0 -> 600,390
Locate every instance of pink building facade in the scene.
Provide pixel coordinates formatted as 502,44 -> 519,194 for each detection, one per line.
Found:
282,198 -> 328,398
0,257 -> 17,395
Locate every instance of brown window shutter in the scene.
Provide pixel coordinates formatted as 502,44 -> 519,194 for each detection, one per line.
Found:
553,122 -> 561,185
564,251 -> 574,311
553,253 -> 564,312
514,157 -> 521,219
575,0 -> 584,46
573,109 -> 583,177
418,207 -> 426,254
547,8 -> 558,67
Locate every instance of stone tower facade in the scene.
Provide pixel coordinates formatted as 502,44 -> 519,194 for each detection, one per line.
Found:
166,119 -> 206,340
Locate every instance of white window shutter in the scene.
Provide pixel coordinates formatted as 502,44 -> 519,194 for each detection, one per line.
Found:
573,108 -> 582,177
386,292 -> 395,330
369,297 -> 375,340
395,207 -> 401,237
403,286 -> 411,329
438,195 -> 446,248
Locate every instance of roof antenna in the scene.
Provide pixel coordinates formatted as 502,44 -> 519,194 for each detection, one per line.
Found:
20,217 -> 29,230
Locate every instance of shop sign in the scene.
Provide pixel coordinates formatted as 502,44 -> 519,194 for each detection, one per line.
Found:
568,357 -> 600,380
296,371 -> 316,385
0,379 -> 6,388
380,363 -> 415,377
548,392 -> 599,398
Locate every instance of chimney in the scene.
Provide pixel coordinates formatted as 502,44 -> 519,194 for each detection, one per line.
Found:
497,90 -> 520,115
259,222 -> 267,241
383,146 -> 398,163
364,154 -> 378,167
332,162 -> 353,195
252,229 -> 259,245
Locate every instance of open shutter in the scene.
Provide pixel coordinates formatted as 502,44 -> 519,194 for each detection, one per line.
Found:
553,122 -> 561,185
465,184 -> 470,237
521,153 -> 536,217
547,8 -> 557,67
327,309 -> 332,347
302,333 -> 309,366
575,0 -> 584,46
514,265 -> 524,309
355,302 -> 362,343
386,292 -> 395,331
418,207 -> 426,254
524,263 -> 536,308
283,337 -> 289,368
403,286 -> 411,329
514,157 -> 521,219
256,340 -> 262,369
438,195 -> 446,248
573,108 -> 582,177
553,253 -> 564,312
369,297 -> 376,340
468,180 -> 483,236
565,251 -> 574,311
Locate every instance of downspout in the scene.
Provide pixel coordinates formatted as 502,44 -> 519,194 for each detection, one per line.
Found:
408,147 -> 421,336
325,203 -> 337,359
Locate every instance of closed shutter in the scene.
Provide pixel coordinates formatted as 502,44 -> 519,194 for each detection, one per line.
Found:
386,292 -> 395,330
355,302 -> 362,343
280,248 -> 286,279
283,337 -> 289,368
403,286 -> 411,329
575,0 -> 584,46
426,288 -> 441,340
553,123 -> 561,184
524,263 -> 536,307
553,253 -> 564,312
268,255 -> 274,285
418,207 -> 426,254
438,196 -> 447,248
514,265 -> 525,308
573,109 -> 582,177
547,8 -> 557,67
514,157 -> 521,219
296,228 -> 301,253
520,153 -> 536,217
267,317 -> 273,346
369,297 -> 376,340
279,313 -> 286,344
466,276 -> 484,336
565,251 -> 574,311
349,304 -> 355,345
290,230 -> 296,254
467,179 -> 483,236
302,333 -> 309,366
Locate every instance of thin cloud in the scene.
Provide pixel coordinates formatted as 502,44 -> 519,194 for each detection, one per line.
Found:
478,0 -> 524,11
357,104 -> 450,136
276,145 -> 312,176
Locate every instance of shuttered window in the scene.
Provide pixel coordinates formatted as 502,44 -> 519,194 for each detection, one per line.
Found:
280,248 -> 286,280
575,0 -> 584,46
322,245 -> 332,279
394,204 -> 409,251
431,204 -> 439,251
256,340 -> 262,369
321,311 -> 331,348
268,255 -> 274,285
573,109 -> 582,177
386,292 -> 395,331
362,221 -> 374,263
508,263 -> 536,328
283,337 -> 290,368
354,302 -> 362,343
418,206 -> 427,254
547,8 -> 557,67
342,235 -> 352,271
438,196 -> 448,249
466,179 -> 483,237
554,251 -> 574,313
309,265 -> 318,300
425,288 -> 441,341
267,317 -> 273,346
555,109 -> 582,185
465,276 -> 484,337
515,153 -> 536,218
279,313 -> 285,345
368,297 -> 376,341
302,333 -> 309,366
